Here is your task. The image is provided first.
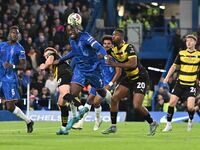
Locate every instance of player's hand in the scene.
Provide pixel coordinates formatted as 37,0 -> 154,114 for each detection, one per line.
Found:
3,62 -> 13,68
106,55 -> 116,66
107,60 -> 117,67
104,85 -> 111,91
39,63 -> 46,70
53,60 -> 59,65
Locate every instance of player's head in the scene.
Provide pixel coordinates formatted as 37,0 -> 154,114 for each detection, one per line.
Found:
185,34 -> 197,50
44,47 -> 57,59
112,29 -> 125,44
66,24 -> 79,39
8,26 -> 21,42
102,35 -> 113,51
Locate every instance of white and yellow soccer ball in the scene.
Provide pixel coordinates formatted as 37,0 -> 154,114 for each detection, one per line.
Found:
67,13 -> 82,26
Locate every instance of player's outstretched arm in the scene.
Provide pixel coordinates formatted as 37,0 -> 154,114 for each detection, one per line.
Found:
163,64 -> 177,83
59,50 -> 75,62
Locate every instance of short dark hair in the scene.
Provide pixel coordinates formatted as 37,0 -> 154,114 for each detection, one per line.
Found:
102,35 -> 112,43
9,25 -> 19,31
114,28 -> 125,38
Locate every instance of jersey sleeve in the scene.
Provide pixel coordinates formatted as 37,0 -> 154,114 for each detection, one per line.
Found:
18,46 -> 26,60
84,33 -> 107,56
59,50 -> 75,62
127,44 -> 137,59
173,53 -> 181,65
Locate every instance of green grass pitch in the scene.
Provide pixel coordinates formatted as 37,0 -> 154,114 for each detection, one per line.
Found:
0,121 -> 200,150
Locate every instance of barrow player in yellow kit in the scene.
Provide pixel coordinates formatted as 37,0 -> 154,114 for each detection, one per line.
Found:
162,34 -> 200,132
40,47 -> 74,135
102,29 -> 158,136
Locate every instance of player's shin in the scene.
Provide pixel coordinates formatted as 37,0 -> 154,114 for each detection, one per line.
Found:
111,112 -> 118,125
167,106 -> 174,122
94,105 -> 102,119
59,105 -> 69,127
70,103 -> 77,118
143,112 -> 153,124
104,90 -> 112,105
12,106 -> 31,124
188,110 -> 195,121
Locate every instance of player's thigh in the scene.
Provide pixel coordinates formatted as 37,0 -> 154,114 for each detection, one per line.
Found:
87,72 -> 104,89
70,82 -> 83,96
2,81 -> 20,100
133,93 -> 145,108
112,84 -> 129,102
170,84 -> 183,106
71,69 -> 85,95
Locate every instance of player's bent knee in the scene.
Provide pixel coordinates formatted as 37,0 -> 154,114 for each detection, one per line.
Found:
63,93 -> 74,103
111,98 -> 118,103
134,105 -> 142,111
94,103 -> 101,108
187,106 -> 194,112
169,101 -> 176,107
63,93 -> 81,107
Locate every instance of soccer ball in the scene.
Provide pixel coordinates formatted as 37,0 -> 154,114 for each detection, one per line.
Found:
67,13 -> 82,26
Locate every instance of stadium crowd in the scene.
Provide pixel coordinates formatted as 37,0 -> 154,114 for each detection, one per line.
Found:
0,0 -> 91,110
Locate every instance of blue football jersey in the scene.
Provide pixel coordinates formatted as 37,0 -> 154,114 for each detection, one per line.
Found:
100,59 -> 116,85
69,32 -> 105,72
0,42 -> 26,82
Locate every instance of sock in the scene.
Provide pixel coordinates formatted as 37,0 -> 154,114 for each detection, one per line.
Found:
188,110 -> 195,121
167,106 -> 174,122
79,102 -> 92,121
13,106 -> 31,124
60,105 -> 69,127
143,113 -> 153,124
78,105 -> 84,111
94,105 -> 102,120
70,103 -> 77,118
111,112 -> 117,125
84,102 -> 92,111
104,90 -> 111,105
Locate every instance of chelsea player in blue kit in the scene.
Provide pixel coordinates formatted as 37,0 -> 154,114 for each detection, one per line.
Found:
56,14 -> 112,135
0,26 -> 34,133
72,35 -> 121,131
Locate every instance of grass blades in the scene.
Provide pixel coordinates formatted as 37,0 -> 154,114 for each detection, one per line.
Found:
0,121 -> 200,150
